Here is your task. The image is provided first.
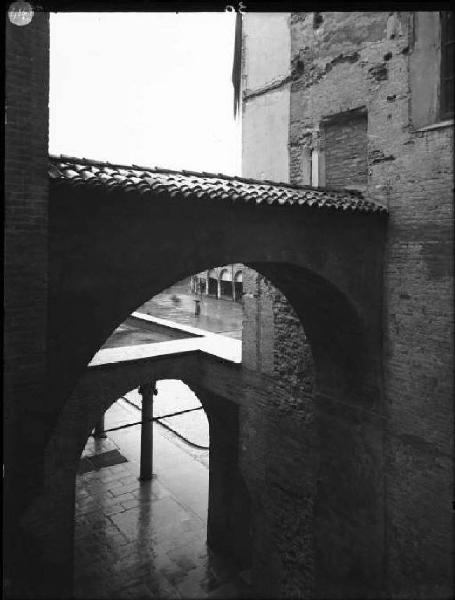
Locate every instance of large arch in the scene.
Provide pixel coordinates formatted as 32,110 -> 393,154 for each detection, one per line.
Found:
49,174 -> 385,419
40,157 -> 387,597
41,265 -> 384,598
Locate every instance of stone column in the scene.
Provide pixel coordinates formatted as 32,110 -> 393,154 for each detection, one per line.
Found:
138,382 -> 157,481
232,266 -> 236,302
93,412 -> 106,438
217,278 -> 221,299
205,271 -> 210,295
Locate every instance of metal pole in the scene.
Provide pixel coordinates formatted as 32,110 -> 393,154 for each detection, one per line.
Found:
139,382 -> 156,481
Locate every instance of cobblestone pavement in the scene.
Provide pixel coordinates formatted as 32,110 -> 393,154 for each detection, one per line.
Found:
74,394 -> 250,599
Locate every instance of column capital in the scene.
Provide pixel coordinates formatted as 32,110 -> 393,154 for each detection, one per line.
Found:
138,381 -> 157,399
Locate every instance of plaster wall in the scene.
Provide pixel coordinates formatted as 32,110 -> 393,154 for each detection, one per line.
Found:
243,13 -> 291,92
242,88 -> 290,182
242,13 -> 291,183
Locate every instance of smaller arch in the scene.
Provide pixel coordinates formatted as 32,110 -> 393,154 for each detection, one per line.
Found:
219,268 -> 233,298
220,268 -> 232,281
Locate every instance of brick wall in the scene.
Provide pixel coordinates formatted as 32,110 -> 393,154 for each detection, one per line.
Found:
4,11 -> 50,597
241,10 -> 453,599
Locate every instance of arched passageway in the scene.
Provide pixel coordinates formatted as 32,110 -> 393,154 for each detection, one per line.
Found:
40,156 -> 387,598
43,262 -> 383,598
219,268 -> 232,298
74,379 -> 252,598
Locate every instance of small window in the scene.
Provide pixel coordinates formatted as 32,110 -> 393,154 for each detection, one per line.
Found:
440,11 -> 454,119
321,108 -> 368,190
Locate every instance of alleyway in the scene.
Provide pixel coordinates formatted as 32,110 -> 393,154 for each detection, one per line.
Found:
74,385 -> 251,599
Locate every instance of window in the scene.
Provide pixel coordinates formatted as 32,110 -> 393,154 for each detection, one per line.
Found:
321,108 -> 368,190
440,11 -> 454,119
410,12 -> 453,128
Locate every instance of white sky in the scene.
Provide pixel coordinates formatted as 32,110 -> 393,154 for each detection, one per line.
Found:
49,12 -> 241,175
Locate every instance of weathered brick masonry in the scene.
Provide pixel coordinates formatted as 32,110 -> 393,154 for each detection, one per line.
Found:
243,10 -> 453,599
4,12 -> 52,598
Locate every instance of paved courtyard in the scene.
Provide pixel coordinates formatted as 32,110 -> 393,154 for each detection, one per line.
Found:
74,387 -> 250,599
138,279 -> 243,340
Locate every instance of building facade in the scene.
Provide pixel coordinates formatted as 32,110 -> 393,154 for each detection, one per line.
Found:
4,10 -> 454,600
241,11 -> 453,599
191,263 -> 244,301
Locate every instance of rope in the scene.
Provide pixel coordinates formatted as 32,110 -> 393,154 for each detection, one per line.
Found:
91,397 -> 209,450
120,395 -> 203,420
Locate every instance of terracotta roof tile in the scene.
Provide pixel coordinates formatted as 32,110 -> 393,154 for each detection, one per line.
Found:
48,155 -> 388,215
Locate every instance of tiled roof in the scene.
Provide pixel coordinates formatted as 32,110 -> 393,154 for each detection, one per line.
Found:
49,155 -> 387,214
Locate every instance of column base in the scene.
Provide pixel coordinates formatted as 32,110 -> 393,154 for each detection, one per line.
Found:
138,473 -> 157,482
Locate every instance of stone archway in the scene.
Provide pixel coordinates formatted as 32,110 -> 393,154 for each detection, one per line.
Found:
43,157 -> 387,597
219,267 -> 233,298
48,156 -> 386,420
40,356 -> 252,597
41,255 -> 384,598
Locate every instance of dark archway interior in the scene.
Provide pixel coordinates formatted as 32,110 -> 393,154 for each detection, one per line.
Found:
208,277 -> 218,296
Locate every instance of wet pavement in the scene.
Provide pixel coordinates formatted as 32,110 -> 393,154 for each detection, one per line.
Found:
137,282 -> 243,340
74,388 -> 251,599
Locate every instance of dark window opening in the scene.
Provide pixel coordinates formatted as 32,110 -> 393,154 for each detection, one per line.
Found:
220,280 -> 232,297
208,277 -> 218,296
234,282 -> 243,302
